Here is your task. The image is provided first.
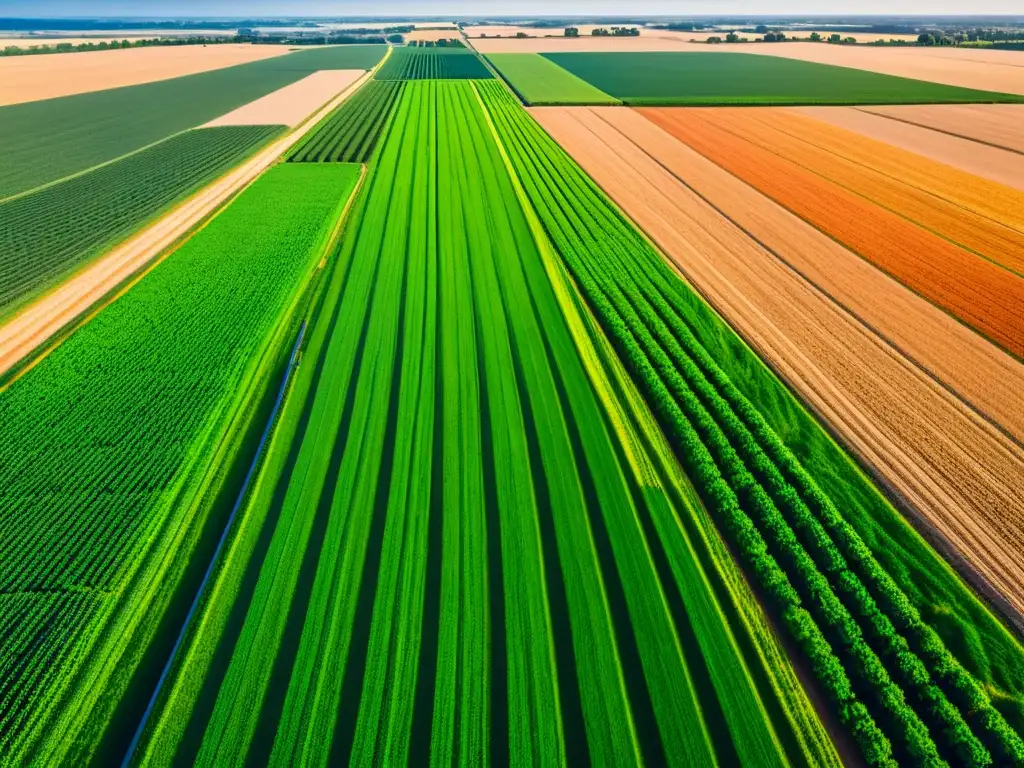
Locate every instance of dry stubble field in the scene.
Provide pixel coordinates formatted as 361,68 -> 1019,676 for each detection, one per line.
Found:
0,43 -> 297,106
533,104 -> 1024,619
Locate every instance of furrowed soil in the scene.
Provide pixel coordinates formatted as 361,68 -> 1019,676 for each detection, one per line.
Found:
858,103 -> 1024,154
531,104 -> 1024,621
0,43 -> 296,106
791,106 -> 1024,192
203,70 -> 365,127
639,107 -> 1024,358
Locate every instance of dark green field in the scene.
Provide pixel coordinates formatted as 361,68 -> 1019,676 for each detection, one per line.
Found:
0,125 -> 282,314
375,47 -> 492,80
0,45 -> 386,199
542,51 -> 1024,106
288,81 -> 405,163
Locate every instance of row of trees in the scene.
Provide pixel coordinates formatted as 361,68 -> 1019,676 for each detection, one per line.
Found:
0,35 -> 233,57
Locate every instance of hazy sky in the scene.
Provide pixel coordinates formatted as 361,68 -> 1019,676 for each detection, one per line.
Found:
3,0 -> 1023,16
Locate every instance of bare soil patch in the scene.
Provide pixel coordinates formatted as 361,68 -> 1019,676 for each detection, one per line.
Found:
0,43 -> 295,106
792,106 -> 1024,191
857,104 -> 1024,153
710,43 -> 1024,95
203,70 -> 364,127
533,104 -> 1024,616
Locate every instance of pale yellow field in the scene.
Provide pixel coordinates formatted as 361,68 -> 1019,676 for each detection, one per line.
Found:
203,69 -> 364,127
406,29 -> 465,42
646,29 -> 922,43
0,43 -> 296,106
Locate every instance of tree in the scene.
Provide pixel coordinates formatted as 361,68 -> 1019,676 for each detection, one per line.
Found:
918,33 -> 935,45
809,31 -> 821,42
829,33 -> 842,43
755,24 -> 768,33
707,36 -> 722,44
565,26 -> 579,37
726,32 -> 739,42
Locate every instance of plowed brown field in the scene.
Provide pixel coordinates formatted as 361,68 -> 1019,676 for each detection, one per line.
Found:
859,104 -> 1024,154
640,107 -> 1024,357
791,107 -> 1024,192
532,104 -> 1024,616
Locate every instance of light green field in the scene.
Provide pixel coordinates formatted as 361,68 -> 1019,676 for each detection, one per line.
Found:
487,53 -> 620,105
0,163 -> 360,765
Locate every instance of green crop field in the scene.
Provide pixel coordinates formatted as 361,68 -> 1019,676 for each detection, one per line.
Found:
0,45 -> 386,199
288,81 -> 405,163
4,29 -> 1024,768
375,47 -> 493,80
130,80 -> 838,768
0,125 -> 281,315
541,51 -> 1024,105
479,79 -> 1024,766
488,53 -> 620,105
0,163 -> 360,765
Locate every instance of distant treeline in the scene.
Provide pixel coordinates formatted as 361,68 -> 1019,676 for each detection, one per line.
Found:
0,18 -> 315,30
0,35 -> 235,56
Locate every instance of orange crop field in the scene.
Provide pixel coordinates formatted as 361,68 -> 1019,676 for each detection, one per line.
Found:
533,103 -> 1024,618
682,108 -> 1024,274
640,107 -> 1024,358
792,106 -> 1024,192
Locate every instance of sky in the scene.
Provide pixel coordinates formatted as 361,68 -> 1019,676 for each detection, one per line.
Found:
2,0 -> 1023,17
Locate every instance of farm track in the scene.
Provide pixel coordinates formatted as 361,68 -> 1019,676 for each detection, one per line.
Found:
533,103 -> 1024,625
488,84 -> 1024,766
640,107 -> 1024,358
136,80 -> 834,768
791,107 -> 1024,192
0,69 -> 374,381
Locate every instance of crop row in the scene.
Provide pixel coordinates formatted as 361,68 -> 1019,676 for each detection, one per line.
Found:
477,79 -> 1024,767
133,80 -> 836,768
0,163 -> 360,765
0,125 -> 281,314
375,47 -> 493,80
288,81 -> 405,163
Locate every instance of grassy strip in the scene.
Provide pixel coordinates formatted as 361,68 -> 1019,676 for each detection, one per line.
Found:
0,125 -> 281,313
287,81 -> 405,163
487,53 -> 620,105
477,80 -> 1024,766
543,52 -> 1024,106
0,163 -> 360,764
